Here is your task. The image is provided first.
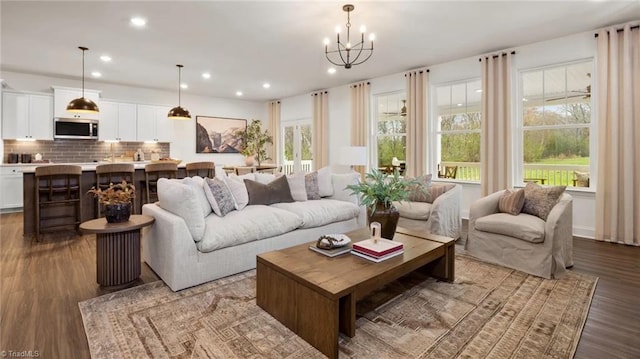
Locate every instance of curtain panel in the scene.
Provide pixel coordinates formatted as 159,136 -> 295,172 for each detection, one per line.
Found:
267,100 -> 281,165
405,70 -> 428,178
480,52 -> 513,196
595,24 -> 640,246
350,82 -> 370,177
312,91 -> 329,169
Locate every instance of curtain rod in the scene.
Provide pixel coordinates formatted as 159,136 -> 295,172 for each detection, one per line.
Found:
594,25 -> 640,37
404,69 -> 430,77
350,81 -> 371,88
311,91 -> 328,96
478,51 -> 516,62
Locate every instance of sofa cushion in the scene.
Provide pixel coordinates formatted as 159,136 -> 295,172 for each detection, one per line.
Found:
499,188 -> 525,215
286,173 -> 307,201
428,183 -> 456,203
330,172 -> 360,203
407,174 -> 433,202
197,205 -> 303,252
317,166 -> 333,197
271,199 -> 360,229
182,176 -> 212,218
393,201 -> 433,220
475,212 -> 545,243
225,173 -> 254,210
157,178 -> 206,242
255,172 -> 282,184
305,171 -> 321,200
203,177 -> 235,217
522,182 -> 566,220
245,176 -> 294,205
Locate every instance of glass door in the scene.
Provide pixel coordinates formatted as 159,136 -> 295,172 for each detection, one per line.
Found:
281,119 -> 312,174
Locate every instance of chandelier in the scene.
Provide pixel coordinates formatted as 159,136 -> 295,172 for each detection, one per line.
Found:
324,4 -> 375,69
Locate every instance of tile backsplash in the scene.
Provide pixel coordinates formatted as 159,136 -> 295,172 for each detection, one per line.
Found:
3,140 -> 170,163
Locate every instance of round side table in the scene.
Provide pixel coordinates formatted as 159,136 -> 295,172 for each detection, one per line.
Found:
80,214 -> 155,288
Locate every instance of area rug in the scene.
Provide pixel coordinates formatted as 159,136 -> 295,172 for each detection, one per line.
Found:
79,255 -> 597,358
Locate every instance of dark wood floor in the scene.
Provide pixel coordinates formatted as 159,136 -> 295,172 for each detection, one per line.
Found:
1,212 -> 639,358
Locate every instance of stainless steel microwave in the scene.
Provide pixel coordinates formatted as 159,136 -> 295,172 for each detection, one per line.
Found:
54,118 -> 98,139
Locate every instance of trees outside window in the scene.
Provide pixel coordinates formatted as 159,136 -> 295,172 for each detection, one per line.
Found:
374,92 -> 406,167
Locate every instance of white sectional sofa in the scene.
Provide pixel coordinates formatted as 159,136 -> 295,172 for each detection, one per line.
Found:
142,170 -> 366,291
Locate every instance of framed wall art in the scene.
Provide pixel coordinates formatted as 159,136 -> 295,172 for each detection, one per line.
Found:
195,116 -> 246,153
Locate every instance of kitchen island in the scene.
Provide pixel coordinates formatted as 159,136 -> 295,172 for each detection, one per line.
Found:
21,162 -> 187,236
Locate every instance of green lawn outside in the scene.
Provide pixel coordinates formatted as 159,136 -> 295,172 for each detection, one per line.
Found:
527,157 -> 590,166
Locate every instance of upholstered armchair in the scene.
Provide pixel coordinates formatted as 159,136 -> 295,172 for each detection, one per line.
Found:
466,189 -> 573,279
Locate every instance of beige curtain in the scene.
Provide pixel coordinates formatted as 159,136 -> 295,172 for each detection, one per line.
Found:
595,24 -> 640,246
405,70 -> 428,178
267,100 -> 280,165
312,91 -> 329,169
350,82 -> 370,177
480,52 -> 513,196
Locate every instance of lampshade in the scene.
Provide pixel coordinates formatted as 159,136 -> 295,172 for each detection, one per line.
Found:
340,146 -> 367,166
67,46 -> 99,114
168,64 -> 191,120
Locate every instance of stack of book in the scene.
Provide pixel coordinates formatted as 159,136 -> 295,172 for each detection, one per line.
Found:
351,238 -> 404,262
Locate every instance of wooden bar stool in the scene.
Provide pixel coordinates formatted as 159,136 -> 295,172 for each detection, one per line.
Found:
144,162 -> 178,204
95,163 -> 136,216
185,161 -> 215,178
234,166 -> 255,175
34,165 -> 82,241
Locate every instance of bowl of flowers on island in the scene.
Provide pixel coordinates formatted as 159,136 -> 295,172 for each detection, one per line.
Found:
88,180 -> 135,223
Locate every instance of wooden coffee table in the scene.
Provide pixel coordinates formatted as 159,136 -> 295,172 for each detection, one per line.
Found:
256,226 -> 455,359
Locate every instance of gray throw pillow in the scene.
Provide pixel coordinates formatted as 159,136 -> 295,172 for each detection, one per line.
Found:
427,183 -> 455,203
305,171 -> 321,200
522,182 -> 566,220
244,175 -> 295,205
203,177 -> 235,217
498,188 -> 525,215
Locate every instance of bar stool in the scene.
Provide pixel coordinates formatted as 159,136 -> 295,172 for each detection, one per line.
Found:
34,165 -> 82,241
144,162 -> 178,204
95,163 -> 136,216
185,161 -> 215,178
234,166 -> 255,175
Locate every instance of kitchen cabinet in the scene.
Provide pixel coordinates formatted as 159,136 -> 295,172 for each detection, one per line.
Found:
0,166 -> 25,209
53,86 -> 101,120
136,104 -> 173,142
100,101 -> 137,141
2,91 -> 53,140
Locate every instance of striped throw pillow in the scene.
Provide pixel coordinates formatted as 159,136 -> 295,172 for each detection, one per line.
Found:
498,188 -> 525,215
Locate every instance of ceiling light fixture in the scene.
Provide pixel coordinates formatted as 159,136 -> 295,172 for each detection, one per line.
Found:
180,83 -> 188,89
167,64 -> 191,120
236,91 -> 243,96
263,83 -> 271,89
67,46 -> 99,114
130,17 -> 147,27
324,4 -> 374,69
100,55 -> 112,62
91,71 -> 102,78
327,67 -> 337,74
202,72 -> 211,79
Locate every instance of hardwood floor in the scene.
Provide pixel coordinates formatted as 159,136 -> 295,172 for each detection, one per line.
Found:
1,212 -> 639,358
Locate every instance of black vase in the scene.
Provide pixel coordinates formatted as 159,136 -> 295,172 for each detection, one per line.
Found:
367,204 -> 400,240
104,202 -> 131,223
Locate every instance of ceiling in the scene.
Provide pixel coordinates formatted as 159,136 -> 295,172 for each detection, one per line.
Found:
2,1 -> 639,102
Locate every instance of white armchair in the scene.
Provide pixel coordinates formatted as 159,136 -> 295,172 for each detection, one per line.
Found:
394,184 -> 462,239
466,190 -> 573,279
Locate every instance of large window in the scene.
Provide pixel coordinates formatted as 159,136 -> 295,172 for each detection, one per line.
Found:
434,79 -> 481,181
281,119 -> 312,174
374,92 -> 406,168
519,60 -> 592,187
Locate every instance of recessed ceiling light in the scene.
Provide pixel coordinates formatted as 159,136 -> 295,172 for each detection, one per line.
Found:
100,55 -> 112,62
456,103 -> 463,107
130,17 -> 147,27
236,91 -> 243,96
91,71 -> 102,78
263,83 -> 271,89
202,72 -> 211,79
327,67 -> 336,74
180,83 -> 188,89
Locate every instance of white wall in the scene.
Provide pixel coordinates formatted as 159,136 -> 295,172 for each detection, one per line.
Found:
1,71 -> 267,166
278,30 -> 598,238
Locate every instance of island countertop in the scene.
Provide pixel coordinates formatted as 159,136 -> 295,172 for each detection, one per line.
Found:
3,161 -> 188,172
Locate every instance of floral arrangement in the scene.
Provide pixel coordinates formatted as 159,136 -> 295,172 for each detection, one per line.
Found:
87,180 -> 136,205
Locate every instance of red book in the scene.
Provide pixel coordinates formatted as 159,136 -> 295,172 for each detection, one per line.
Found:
352,238 -> 403,258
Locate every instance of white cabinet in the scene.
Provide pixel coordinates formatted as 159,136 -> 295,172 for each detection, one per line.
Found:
53,87 -> 100,120
136,104 -> 173,142
2,91 -> 53,140
0,166 -> 24,209
99,101 -> 137,141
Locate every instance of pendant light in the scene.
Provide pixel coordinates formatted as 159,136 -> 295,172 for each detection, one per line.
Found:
67,46 -> 100,113
167,64 -> 191,120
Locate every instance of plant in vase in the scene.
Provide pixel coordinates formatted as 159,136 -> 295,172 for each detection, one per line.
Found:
88,180 -> 136,223
346,168 -> 423,239
236,119 -> 273,166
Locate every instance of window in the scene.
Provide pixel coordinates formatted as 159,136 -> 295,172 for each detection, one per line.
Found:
281,119 -> 312,174
519,60 -> 592,188
433,79 -> 481,181
374,92 -> 406,169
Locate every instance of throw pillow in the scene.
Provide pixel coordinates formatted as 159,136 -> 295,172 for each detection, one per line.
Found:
244,176 -> 295,205
407,174 -> 433,202
498,188 -> 525,215
305,171 -> 321,200
317,166 -> 334,197
330,172 -> 360,203
427,183 -> 456,203
522,182 -> 566,220
286,173 -> 308,201
157,178 -> 206,242
224,174 -> 251,210
254,172 -> 283,184
180,177 -> 212,218
203,177 -> 235,217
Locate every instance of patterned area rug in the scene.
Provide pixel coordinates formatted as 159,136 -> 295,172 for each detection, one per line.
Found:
79,255 -> 597,358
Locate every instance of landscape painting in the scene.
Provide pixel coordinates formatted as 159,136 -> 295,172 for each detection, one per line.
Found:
195,116 -> 246,153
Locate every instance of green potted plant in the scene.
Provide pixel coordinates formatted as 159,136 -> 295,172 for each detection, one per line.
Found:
88,180 -> 136,223
346,168 -> 423,239
236,119 -> 273,166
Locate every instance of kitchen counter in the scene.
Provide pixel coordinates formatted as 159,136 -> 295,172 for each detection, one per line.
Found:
2,161 -> 186,172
